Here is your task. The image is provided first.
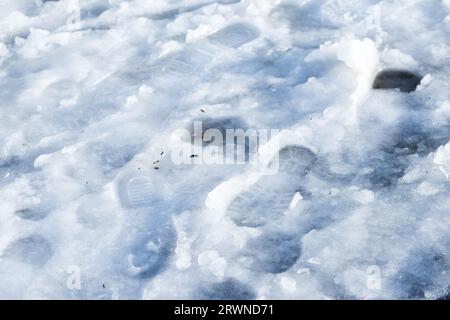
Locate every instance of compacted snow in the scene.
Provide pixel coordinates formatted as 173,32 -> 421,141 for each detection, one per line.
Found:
0,0 -> 449,299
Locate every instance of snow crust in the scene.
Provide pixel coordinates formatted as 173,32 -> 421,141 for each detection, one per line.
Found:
0,0 -> 449,299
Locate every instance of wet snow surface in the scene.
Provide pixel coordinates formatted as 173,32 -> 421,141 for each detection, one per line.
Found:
0,0 -> 450,299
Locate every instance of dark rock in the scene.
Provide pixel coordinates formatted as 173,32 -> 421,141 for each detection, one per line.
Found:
372,69 -> 422,93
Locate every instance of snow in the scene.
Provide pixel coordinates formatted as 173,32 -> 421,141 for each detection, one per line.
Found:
0,0 -> 449,300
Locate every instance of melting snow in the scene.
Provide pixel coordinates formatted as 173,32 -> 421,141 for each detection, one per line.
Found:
0,0 -> 449,300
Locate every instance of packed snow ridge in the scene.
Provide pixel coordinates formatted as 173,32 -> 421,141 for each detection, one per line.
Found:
0,0 -> 449,300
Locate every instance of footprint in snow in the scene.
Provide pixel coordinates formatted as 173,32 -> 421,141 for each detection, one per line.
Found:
227,145 -> 317,228
116,173 -> 177,279
147,23 -> 259,80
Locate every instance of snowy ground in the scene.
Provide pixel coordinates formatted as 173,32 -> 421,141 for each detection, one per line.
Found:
0,0 -> 449,300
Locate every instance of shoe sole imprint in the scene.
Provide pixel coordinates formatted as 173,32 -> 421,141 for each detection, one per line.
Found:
150,47 -> 215,78
3,235 -> 53,267
126,217 -> 177,279
227,145 -> 317,228
149,23 -> 260,79
117,175 -> 156,209
146,0 -> 241,20
243,231 -> 302,274
208,23 -> 259,49
116,174 -> 177,279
